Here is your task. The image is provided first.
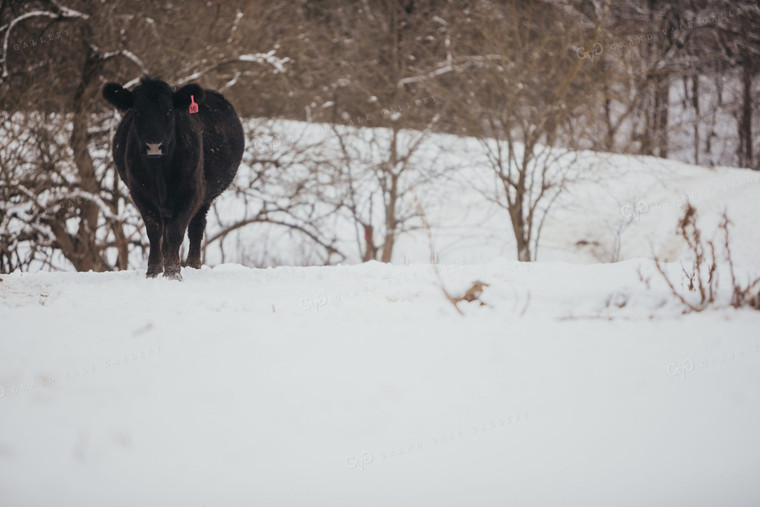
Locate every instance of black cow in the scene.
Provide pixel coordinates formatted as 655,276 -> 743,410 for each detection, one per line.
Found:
103,76 -> 244,280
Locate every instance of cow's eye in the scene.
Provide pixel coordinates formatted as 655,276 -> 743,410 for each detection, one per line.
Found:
166,109 -> 173,116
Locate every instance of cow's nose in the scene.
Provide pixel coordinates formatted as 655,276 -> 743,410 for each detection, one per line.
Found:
146,142 -> 164,157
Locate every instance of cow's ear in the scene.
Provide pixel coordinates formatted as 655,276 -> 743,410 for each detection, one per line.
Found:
102,83 -> 134,111
173,84 -> 205,109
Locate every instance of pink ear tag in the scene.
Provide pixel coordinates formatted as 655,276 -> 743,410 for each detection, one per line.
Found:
189,95 -> 198,114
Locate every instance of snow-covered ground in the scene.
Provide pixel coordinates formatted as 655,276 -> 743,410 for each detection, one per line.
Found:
1,256 -> 759,506
1,119 -> 759,506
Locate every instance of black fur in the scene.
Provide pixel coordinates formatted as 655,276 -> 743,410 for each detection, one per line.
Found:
103,76 -> 244,280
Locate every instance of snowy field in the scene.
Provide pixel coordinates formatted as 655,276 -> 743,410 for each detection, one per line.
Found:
1,122 -> 760,506
2,259 -> 759,506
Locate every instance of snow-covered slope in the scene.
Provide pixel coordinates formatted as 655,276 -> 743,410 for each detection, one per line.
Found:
1,258 -> 759,506
2,119 -> 759,506
207,119 -> 760,268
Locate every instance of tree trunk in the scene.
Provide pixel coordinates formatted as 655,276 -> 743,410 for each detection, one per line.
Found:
739,60 -> 753,169
603,89 -> 614,151
52,46 -> 112,272
362,224 -> 376,262
692,75 -> 700,165
639,88 -> 653,156
516,239 -> 531,262
380,173 -> 398,263
380,126 -> 400,263
510,152 -> 532,262
72,48 -> 104,269
654,72 -> 669,158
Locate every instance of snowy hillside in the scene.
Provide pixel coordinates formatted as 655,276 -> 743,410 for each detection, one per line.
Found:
2,121 -> 760,506
207,119 -> 760,268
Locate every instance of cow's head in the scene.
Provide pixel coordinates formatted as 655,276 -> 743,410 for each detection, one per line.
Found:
102,76 -> 205,159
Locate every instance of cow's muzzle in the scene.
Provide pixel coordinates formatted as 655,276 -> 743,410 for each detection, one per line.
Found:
145,142 -> 165,158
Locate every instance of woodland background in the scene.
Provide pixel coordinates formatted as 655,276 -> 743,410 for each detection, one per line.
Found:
1,0 -> 759,272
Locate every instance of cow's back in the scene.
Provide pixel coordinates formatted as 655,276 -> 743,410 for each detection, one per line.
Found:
111,110 -> 134,182
195,90 -> 244,203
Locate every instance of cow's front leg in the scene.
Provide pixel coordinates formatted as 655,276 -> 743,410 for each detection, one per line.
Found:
162,214 -> 192,281
134,200 -> 164,278
145,216 -> 164,278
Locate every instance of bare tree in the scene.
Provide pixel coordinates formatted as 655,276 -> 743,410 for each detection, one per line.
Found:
330,116 -> 441,263
0,0 -> 291,273
202,121 -> 346,266
294,0 -> 447,263
431,1 -> 608,261
0,1 -> 146,272
711,2 -> 760,169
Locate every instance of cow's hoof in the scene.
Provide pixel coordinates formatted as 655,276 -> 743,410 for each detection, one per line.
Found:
163,270 -> 183,281
185,258 -> 202,269
146,269 -> 161,278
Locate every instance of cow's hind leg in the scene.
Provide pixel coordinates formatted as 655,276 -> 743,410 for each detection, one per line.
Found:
185,203 -> 210,269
